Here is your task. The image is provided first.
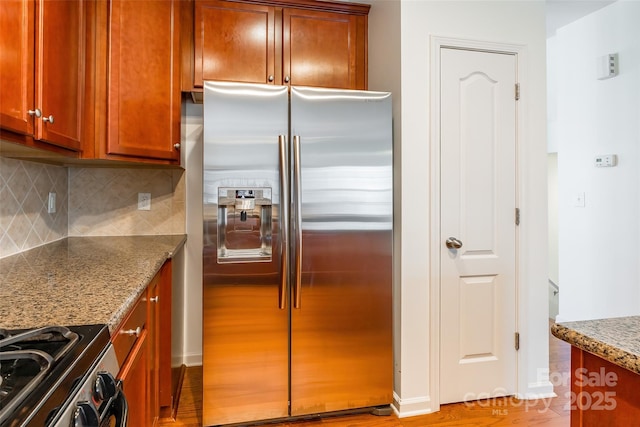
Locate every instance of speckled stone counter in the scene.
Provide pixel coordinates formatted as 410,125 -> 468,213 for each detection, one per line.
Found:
0,235 -> 186,333
551,316 -> 640,375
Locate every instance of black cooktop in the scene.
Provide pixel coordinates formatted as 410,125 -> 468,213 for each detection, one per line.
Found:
0,324 -> 110,427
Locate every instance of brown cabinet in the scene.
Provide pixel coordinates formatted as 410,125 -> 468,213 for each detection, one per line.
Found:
112,260 -> 172,427
184,0 -> 369,92
84,0 -> 181,165
0,0 -> 84,153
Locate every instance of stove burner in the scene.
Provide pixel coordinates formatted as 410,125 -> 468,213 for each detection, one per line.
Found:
0,326 -> 79,426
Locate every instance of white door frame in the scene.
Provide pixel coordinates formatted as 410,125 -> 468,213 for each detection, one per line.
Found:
429,35 -> 527,411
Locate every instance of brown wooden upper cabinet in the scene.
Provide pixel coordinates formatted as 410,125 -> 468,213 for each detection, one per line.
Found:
185,0 -> 369,91
0,0 -> 84,152
84,0 -> 181,164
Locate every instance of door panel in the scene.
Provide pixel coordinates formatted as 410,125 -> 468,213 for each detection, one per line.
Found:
0,0 -> 34,136
37,0 -> 84,150
202,82 -> 289,426
283,9 -> 362,89
195,0 -> 276,86
290,87 -> 393,415
440,48 -> 517,404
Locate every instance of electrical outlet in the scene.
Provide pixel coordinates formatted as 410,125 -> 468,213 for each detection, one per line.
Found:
47,192 -> 56,214
138,193 -> 151,210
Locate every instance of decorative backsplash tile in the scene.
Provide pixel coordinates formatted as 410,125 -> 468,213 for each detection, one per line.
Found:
68,168 -> 185,237
0,157 -> 186,259
0,158 -> 68,258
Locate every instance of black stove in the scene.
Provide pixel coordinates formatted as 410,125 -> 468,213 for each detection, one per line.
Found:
0,324 -> 110,427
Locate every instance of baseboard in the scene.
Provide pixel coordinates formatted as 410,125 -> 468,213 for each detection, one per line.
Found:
518,381 -> 556,400
392,392 -> 434,418
183,352 -> 203,367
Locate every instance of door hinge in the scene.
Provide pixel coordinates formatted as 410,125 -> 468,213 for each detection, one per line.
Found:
515,332 -> 520,351
515,83 -> 520,101
515,208 -> 520,226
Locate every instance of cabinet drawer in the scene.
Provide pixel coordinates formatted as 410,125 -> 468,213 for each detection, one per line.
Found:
112,293 -> 147,365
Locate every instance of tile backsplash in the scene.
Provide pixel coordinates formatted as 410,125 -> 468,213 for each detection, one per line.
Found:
0,158 -> 69,258
68,167 -> 185,236
0,157 -> 185,259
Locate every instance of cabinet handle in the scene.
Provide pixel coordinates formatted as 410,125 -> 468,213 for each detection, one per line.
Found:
173,143 -> 181,150
284,76 -> 290,83
120,326 -> 142,337
268,75 -> 274,82
28,109 -> 42,118
42,115 -> 54,124
150,296 -> 159,303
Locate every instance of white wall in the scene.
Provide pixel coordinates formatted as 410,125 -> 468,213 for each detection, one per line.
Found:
367,0 -> 550,417
181,100 -> 204,366
555,1 -> 640,322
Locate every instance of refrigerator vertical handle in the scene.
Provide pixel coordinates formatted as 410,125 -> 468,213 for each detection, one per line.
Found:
293,135 -> 302,309
278,135 -> 288,310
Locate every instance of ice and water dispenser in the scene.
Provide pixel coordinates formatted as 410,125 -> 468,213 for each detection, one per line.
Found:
217,188 -> 272,263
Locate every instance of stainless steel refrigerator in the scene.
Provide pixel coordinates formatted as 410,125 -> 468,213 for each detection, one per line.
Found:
202,81 -> 393,426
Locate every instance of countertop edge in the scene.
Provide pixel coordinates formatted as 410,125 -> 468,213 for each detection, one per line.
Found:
551,322 -> 640,375
105,234 -> 187,333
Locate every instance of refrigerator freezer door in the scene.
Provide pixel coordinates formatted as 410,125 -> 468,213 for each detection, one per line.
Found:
290,87 -> 393,415
202,81 -> 289,426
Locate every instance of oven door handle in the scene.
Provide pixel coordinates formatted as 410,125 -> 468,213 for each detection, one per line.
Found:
102,380 -> 128,427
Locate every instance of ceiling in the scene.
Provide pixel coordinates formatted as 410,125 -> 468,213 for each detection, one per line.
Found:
546,0 -> 616,37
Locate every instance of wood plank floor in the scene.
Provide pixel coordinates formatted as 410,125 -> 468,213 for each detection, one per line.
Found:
160,322 -> 570,427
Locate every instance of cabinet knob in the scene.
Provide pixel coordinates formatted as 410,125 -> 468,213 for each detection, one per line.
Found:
173,143 -> 181,150
268,75 -> 274,82
120,326 -> 142,337
42,114 -> 54,124
28,108 -> 42,118
150,296 -> 159,303
284,76 -> 290,83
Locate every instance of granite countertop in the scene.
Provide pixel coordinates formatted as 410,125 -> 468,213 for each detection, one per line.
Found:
551,316 -> 640,374
0,235 -> 186,333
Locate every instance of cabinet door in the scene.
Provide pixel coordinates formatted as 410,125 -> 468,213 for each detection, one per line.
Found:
283,8 -> 366,90
195,0 -> 277,86
118,329 -> 149,427
0,0 -> 35,136
37,0 -> 84,150
107,0 -> 180,162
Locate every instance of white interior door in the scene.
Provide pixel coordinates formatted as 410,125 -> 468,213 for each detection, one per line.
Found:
439,47 -> 518,404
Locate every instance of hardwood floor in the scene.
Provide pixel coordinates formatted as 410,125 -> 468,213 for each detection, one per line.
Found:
160,322 -> 570,427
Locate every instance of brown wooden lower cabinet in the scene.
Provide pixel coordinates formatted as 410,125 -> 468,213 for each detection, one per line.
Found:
570,346 -> 640,426
112,260 -> 172,427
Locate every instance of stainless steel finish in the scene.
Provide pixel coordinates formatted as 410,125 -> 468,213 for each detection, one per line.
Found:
203,81 -> 289,426
278,135 -> 289,310
42,114 -> 54,123
203,82 -> 393,425
28,108 -> 41,117
268,75 -> 274,82
445,237 -> 463,249
284,76 -> 290,83
0,326 -> 80,426
50,344 -> 127,427
173,143 -> 181,150
289,86 -> 392,416
292,135 -> 302,309
120,327 -> 141,337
